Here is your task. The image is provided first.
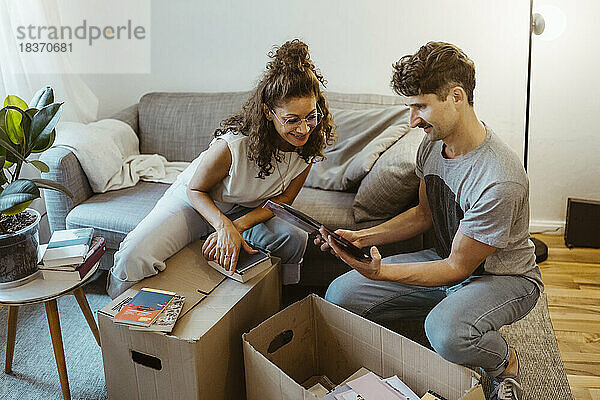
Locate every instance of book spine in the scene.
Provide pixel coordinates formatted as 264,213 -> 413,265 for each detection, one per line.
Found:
42,262 -> 99,280
47,228 -> 94,248
43,255 -> 86,268
47,237 -> 91,248
76,238 -> 106,278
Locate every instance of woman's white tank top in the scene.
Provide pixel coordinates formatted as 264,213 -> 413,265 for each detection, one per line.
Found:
175,131 -> 309,211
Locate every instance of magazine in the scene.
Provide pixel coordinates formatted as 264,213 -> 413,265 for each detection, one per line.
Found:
113,288 -> 176,327
100,289 -> 185,333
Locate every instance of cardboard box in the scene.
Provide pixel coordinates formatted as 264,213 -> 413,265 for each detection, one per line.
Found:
243,294 -> 485,400
98,240 -> 281,400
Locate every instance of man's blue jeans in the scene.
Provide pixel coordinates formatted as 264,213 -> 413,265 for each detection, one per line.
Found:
324,249 -> 540,378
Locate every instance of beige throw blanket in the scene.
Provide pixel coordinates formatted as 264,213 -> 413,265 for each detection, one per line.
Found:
54,119 -> 190,193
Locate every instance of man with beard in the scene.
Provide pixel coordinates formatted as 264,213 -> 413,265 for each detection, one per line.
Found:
317,42 -> 542,400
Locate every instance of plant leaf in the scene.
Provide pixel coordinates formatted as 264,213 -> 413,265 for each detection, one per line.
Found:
25,108 -> 38,119
30,178 -> 73,198
20,107 -> 32,151
29,102 -> 63,153
4,95 -> 28,110
0,179 -> 40,214
24,108 -> 54,153
0,108 -> 7,135
3,97 -> 28,145
0,134 -> 5,164
3,105 -> 31,147
30,87 -> 54,109
0,126 -> 26,162
0,132 -> 13,168
1,200 -> 33,215
31,130 -> 55,153
5,107 -> 24,145
0,156 -> 6,185
29,159 -> 49,173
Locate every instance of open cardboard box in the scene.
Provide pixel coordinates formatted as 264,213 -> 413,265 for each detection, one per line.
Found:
98,240 -> 281,400
243,294 -> 485,400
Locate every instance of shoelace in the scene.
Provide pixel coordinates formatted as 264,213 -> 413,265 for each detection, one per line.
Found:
491,377 -> 522,400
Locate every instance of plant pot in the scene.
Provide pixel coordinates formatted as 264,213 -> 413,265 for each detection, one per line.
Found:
0,208 -> 41,283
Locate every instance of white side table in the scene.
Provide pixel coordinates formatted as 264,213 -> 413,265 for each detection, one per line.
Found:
0,263 -> 100,400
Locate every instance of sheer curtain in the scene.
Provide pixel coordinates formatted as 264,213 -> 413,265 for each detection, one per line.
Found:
0,0 -> 98,123
0,0 -> 100,241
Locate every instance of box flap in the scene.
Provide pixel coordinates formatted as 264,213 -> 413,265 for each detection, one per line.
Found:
244,294 -> 317,384
459,384 -> 485,400
131,239 -> 225,316
176,240 -> 228,294
170,262 -> 279,341
313,294 -> 383,384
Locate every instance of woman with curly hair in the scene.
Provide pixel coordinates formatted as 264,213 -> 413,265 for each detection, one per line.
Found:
107,39 -> 335,298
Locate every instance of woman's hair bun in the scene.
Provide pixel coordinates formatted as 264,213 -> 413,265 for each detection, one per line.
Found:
267,39 -> 312,71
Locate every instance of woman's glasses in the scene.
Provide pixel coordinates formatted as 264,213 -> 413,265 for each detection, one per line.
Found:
270,104 -> 323,131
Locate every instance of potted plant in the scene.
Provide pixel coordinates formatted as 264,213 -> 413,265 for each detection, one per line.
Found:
0,86 -> 73,284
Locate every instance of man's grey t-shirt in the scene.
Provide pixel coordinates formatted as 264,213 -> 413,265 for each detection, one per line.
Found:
415,125 -> 543,291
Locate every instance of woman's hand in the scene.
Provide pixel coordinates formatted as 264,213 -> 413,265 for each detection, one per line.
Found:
202,224 -> 257,273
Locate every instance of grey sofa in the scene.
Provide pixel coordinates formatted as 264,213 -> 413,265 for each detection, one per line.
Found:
41,91 -> 427,298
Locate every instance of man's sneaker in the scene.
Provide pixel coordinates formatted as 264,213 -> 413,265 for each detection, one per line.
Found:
489,348 -> 522,400
489,374 -> 523,400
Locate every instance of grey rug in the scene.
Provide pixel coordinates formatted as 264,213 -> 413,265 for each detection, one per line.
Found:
495,294 -> 574,400
0,271 -> 110,400
1,275 -> 572,400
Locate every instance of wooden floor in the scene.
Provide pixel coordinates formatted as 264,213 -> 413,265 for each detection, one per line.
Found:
534,234 -> 600,400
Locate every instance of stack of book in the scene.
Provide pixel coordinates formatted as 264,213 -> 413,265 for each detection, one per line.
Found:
39,228 -> 106,281
99,288 -> 186,333
206,246 -> 272,283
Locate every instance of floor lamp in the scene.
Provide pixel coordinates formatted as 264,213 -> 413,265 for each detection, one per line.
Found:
525,0 -> 548,263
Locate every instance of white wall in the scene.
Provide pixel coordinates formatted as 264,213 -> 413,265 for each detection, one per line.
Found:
35,0 -> 535,239
528,0 -> 600,231
79,0 -> 528,155
20,0 -> 598,237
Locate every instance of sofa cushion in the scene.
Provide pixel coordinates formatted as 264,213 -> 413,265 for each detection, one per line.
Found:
304,92 -> 409,192
305,107 -> 410,191
65,182 -> 170,251
325,92 -> 406,110
138,92 -> 249,162
136,91 -> 404,165
293,187 -> 378,231
353,128 -> 423,222
111,103 -> 139,134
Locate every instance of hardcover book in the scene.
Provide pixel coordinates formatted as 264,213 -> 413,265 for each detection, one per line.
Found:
207,247 -> 272,283
113,288 -> 176,327
40,237 -> 106,280
41,262 -> 99,282
42,227 -> 94,267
